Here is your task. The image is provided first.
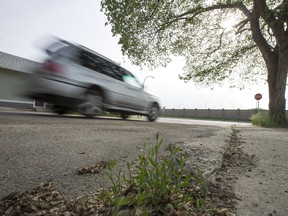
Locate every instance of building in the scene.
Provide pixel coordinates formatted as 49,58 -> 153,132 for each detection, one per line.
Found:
0,51 -> 41,109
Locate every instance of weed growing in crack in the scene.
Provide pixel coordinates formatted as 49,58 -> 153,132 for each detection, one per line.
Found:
98,133 -> 211,215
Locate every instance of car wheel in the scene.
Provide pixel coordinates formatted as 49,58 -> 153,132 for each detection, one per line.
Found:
79,89 -> 103,118
147,104 -> 159,122
120,113 -> 129,120
52,105 -> 67,115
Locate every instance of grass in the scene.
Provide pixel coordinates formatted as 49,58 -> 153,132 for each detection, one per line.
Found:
251,112 -> 288,128
98,133 -> 214,215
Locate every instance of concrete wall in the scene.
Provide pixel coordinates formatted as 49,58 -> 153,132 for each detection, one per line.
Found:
0,68 -> 34,108
162,108 -> 264,121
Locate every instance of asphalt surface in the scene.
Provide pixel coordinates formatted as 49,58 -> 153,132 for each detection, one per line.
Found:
0,110 -> 226,200
234,127 -> 288,216
1,108 -> 288,215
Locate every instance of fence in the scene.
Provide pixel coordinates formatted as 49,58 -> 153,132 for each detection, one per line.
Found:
161,108 -> 263,121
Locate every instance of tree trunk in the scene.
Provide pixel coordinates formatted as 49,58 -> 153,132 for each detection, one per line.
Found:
267,46 -> 288,125
250,1 -> 288,126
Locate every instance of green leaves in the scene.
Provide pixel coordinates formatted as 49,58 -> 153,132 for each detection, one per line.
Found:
99,133 -> 211,215
100,0 -> 278,87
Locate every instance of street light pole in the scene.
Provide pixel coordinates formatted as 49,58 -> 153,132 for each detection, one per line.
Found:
143,76 -> 154,88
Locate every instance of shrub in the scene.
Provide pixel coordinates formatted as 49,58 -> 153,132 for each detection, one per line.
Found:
251,112 -> 288,127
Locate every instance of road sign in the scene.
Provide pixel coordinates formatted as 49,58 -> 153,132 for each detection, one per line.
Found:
254,93 -> 262,100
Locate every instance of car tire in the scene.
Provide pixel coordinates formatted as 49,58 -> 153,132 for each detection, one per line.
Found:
79,89 -> 103,118
52,105 -> 67,115
147,104 -> 159,122
120,113 -> 129,120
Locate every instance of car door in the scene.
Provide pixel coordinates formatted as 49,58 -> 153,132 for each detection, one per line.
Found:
121,74 -> 147,110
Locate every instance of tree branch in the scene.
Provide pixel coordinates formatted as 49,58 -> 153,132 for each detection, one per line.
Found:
178,2 -> 251,20
255,0 -> 283,42
237,28 -> 251,35
234,18 -> 250,34
207,28 -> 225,55
250,1 -> 276,64
184,44 -> 257,83
155,2 -> 251,33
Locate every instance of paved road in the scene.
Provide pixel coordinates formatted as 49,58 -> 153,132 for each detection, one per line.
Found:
1,111 -> 287,215
0,111 -> 230,199
158,117 -> 252,127
0,107 -> 252,127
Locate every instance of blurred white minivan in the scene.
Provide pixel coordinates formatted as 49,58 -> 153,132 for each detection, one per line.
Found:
26,38 -> 160,121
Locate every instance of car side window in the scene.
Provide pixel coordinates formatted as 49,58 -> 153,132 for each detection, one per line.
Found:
79,51 -> 122,81
54,46 -> 78,62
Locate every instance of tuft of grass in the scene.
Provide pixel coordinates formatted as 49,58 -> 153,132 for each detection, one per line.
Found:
251,112 -> 288,128
98,133 -> 211,215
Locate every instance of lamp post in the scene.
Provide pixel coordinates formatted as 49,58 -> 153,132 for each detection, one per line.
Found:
143,76 -> 154,88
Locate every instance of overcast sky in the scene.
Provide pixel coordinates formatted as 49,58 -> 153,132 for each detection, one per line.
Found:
0,0 -> 274,109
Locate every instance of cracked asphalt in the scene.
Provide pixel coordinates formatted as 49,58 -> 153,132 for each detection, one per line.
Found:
1,110 -> 288,215
0,111 -> 223,200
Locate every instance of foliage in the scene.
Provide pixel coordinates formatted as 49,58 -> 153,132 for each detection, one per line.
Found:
100,0 -> 282,86
251,112 -> 288,128
101,0 -> 288,124
99,133 -> 210,215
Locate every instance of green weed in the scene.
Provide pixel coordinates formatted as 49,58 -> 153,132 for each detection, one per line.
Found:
99,133 -> 210,215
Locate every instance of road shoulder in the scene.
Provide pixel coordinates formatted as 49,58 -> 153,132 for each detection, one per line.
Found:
235,127 -> 288,216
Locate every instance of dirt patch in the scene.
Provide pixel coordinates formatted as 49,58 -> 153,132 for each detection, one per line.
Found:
207,127 -> 257,213
234,127 -> 288,216
0,181 -> 107,216
180,127 -> 258,214
77,161 -> 108,175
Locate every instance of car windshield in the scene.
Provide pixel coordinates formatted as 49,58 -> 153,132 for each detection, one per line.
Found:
122,75 -> 143,89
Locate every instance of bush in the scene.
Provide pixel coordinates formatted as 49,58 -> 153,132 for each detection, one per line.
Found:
251,112 -> 288,127
99,133 -> 210,215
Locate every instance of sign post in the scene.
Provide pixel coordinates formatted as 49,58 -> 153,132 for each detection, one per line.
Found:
254,93 -> 262,111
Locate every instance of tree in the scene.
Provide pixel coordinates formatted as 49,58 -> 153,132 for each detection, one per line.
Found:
101,0 -> 288,125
